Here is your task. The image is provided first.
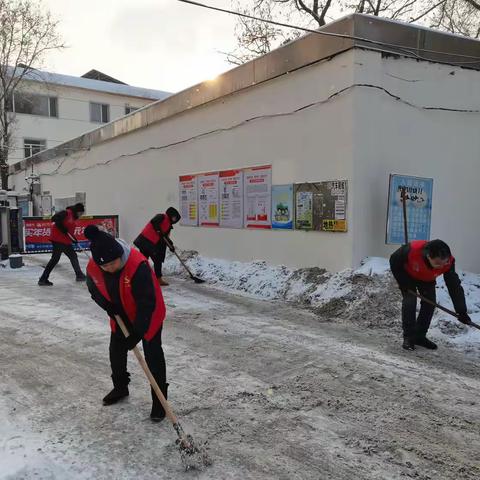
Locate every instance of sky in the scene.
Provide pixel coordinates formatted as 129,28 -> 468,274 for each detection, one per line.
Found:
41,0 -> 238,93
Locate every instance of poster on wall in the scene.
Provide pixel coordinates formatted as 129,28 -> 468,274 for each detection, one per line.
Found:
295,190 -> 313,230
243,165 -> 272,229
386,174 -> 433,244
219,169 -> 244,228
318,180 -> 348,232
272,184 -> 294,229
198,172 -> 219,227
179,174 -> 198,226
295,180 -> 348,232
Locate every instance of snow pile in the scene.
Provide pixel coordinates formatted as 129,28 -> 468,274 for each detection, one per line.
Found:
163,252 -> 392,311
163,252 -> 480,346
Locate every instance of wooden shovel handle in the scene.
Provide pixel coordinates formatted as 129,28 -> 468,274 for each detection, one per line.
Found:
114,315 -> 179,425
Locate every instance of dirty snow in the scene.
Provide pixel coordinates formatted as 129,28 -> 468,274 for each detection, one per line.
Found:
1,253 -> 479,479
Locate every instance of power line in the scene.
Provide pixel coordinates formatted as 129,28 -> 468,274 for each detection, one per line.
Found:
177,0 -> 480,65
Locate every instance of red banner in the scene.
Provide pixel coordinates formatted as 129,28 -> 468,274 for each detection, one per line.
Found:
23,215 -> 119,253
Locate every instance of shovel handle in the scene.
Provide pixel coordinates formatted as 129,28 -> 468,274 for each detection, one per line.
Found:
408,289 -> 458,317
407,290 -> 480,330
68,233 -> 90,261
401,187 -> 408,245
114,315 -> 179,426
161,231 -> 197,280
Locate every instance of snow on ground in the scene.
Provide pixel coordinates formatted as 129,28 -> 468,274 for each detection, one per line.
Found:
1,252 -> 480,479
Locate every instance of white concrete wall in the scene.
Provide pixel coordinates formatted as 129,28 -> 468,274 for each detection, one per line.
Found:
11,50 -> 357,272
12,48 -> 479,273
351,49 -> 480,272
8,81 -> 156,164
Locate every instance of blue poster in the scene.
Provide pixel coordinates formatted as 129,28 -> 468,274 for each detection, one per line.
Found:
272,184 -> 294,229
386,174 -> 433,244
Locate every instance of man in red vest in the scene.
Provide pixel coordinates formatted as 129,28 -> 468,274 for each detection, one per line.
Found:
84,225 -> 168,422
390,239 -> 472,351
133,207 -> 181,286
38,203 -> 86,286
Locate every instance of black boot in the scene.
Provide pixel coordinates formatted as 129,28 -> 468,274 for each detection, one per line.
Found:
76,272 -> 87,282
150,383 -> 169,422
38,277 -> 53,286
103,373 -> 130,406
402,337 -> 415,351
415,337 -> 438,350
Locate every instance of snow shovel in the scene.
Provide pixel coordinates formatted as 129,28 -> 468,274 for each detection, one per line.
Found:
161,233 -> 205,284
407,290 -> 480,331
113,316 -> 211,469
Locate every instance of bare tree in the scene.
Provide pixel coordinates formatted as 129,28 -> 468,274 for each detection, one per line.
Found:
0,0 -> 64,190
228,0 -> 480,64
226,1 -> 301,64
430,0 -> 480,37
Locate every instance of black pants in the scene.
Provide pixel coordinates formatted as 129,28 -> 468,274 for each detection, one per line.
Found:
138,243 -> 167,278
401,282 -> 436,339
109,327 -> 166,391
41,242 -> 83,279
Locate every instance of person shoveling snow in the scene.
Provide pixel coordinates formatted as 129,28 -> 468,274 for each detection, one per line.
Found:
84,225 -> 211,469
390,239 -> 472,351
84,225 -> 169,421
134,207 -> 181,286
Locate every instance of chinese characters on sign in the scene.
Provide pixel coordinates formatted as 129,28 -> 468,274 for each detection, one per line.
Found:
386,174 -> 433,244
198,172 -> 220,227
243,165 -> 272,229
23,216 -> 119,253
295,191 -> 313,230
178,167 -> 348,234
294,180 -> 348,232
179,175 -> 198,226
219,169 -> 244,229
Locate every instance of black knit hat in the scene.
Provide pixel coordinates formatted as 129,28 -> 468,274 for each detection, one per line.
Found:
84,225 -> 123,265
166,206 -> 181,224
72,203 -> 85,213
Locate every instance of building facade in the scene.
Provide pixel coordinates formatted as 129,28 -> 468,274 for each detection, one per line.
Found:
6,69 -> 170,164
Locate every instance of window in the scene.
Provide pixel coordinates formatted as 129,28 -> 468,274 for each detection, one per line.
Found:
125,104 -> 139,115
49,97 -> 58,117
24,138 -> 46,158
12,93 -> 58,117
90,102 -> 110,123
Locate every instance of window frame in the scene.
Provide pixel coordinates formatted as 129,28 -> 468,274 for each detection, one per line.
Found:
12,92 -> 58,118
90,102 -> 110,123
125,104 -> 139,115
23,138 -> 47,158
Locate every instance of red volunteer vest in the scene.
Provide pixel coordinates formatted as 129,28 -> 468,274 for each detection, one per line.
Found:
50,208 -> 76,245
140,214 -> 171,244
87,248 -> 166,341
404,240 -> 453,282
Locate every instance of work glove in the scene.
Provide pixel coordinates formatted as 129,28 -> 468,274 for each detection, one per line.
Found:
68,233 -> 78,244
458,313 -> 472,325
125,333 -> 142,351
106,304 -> 120,319
168,243 -> 175,253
